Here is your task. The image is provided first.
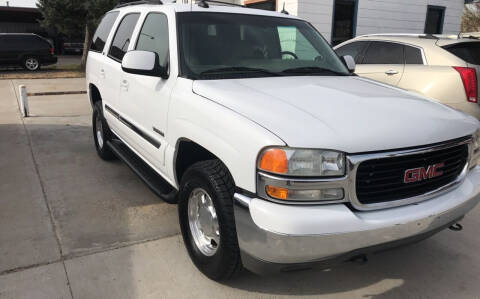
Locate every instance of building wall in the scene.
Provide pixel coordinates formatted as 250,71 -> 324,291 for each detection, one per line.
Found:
355,0 -> 464,36
276,0 -> 464,43
0,21 -> 42,33
0,7 -> 45,35
297,0 -> 334,41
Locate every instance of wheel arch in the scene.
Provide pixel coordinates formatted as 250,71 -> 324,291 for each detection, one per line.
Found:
173,138 -> 234,187
89,83 -> 102,108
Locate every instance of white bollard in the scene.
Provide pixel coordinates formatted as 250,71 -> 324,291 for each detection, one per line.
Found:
19,85 -> 29,117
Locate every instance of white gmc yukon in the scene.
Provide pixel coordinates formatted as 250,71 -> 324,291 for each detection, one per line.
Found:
86,1 -> 480,281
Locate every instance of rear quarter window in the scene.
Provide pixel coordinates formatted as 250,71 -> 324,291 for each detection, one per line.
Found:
405,46 -> 423,64
443,42 -> 480,65
91,11 -> 120,53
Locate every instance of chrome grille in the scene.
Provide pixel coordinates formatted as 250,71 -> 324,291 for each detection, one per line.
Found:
355,143 -> 469,205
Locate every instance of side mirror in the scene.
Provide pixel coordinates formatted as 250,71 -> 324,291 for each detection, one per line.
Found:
122,50 -> 169,79
341,55 -> 356,73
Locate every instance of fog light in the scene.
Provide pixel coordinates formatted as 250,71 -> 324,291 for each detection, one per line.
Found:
266,185 -> 344,202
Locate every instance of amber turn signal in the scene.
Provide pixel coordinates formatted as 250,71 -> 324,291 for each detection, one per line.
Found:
266,185 -> 289,200
259,148 -> 288,174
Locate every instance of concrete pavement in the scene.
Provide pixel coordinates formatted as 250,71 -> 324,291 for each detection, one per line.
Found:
1,77 -> 480,299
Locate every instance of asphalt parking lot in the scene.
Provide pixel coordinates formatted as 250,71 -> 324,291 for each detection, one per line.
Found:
0,56 -> 81,71
1,77 -> 480,299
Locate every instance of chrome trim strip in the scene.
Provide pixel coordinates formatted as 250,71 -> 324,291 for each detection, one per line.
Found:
257,137 -> 473,210
234,193 -> 253,208
105,104 -> 161,149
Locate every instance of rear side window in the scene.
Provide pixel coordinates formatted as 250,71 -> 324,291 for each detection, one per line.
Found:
443,42 -> 480,65
108,13 -> 140,61
363,41 -> 404,64
1,35 -> 47,50
91,12 -> 119,53
30,36 -> 51,49
405,46 -> 423,64
136,13 -> 169,67
335,41 -> 369,64
1,35 -> 26,49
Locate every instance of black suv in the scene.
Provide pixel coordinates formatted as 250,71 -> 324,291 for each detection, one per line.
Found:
0,33 -> 58,71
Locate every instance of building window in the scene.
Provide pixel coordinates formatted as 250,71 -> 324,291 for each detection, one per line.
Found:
244,0 -> 276,11
424,5 -> 445,34
331,0 -> 358,46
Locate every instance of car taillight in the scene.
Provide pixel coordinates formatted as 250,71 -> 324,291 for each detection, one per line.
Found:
454,67 -> 478,103
50,47 -> 54,55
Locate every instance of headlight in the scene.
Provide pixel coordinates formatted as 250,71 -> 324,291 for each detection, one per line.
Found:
470,129 -> 480,169
258,148 -> 345,177
257,148 -> 346,203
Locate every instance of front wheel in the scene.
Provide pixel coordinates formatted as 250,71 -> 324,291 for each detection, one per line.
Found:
178,160 -> 242,281
92,102 -> 116,160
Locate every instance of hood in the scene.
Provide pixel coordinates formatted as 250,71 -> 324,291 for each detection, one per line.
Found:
193,76 -> 479,153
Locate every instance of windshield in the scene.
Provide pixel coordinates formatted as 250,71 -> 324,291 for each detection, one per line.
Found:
177,12 -> 350,79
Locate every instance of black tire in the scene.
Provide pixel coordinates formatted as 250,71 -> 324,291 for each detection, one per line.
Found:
23,56 -> 40,71
92,101 -> 116,160
178,160 -> 242,281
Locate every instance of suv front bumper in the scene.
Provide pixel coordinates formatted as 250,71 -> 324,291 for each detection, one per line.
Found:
234,167 -> 480,274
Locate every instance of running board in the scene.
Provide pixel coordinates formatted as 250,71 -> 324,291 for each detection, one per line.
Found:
107,139 -> 178,204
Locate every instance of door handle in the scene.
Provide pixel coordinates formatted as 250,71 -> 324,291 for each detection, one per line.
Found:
385,70 -> 399,75
100,69 -> 106,78
120,80 -> 129,91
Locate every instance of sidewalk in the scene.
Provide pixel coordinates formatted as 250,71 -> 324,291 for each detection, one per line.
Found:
0,78 -> 480,299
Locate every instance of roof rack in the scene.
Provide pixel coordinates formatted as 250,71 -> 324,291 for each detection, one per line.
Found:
358,33 -> 435,38
196,0 -> 245,8
462,35 -> 480,40
357,33 -> 480,41
418,34 -> 439,40
459,33 -> 480,40
115,0 -> 163,8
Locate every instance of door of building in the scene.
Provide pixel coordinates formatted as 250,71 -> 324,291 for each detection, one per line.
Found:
425,5 -> 445,34
331,0 -> 358,46
245,0 -> 276,11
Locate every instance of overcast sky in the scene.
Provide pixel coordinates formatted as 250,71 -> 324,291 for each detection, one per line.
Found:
0,0 -> 37,7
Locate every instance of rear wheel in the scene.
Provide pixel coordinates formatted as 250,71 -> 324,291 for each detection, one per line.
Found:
178,160 -> 242,281
92,102 -> 116,160
23,57 -> 40,71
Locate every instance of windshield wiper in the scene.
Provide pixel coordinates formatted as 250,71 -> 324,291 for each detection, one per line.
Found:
281,66 -> 349,76
199,67 -> 282,77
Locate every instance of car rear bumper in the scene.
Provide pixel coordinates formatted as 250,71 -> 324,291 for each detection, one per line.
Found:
448,102 -> 480,120
234,167 -> 480,274
42,56 -> 58,66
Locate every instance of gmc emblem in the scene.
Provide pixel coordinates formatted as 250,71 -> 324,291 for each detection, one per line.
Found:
403,163 -> 445,184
